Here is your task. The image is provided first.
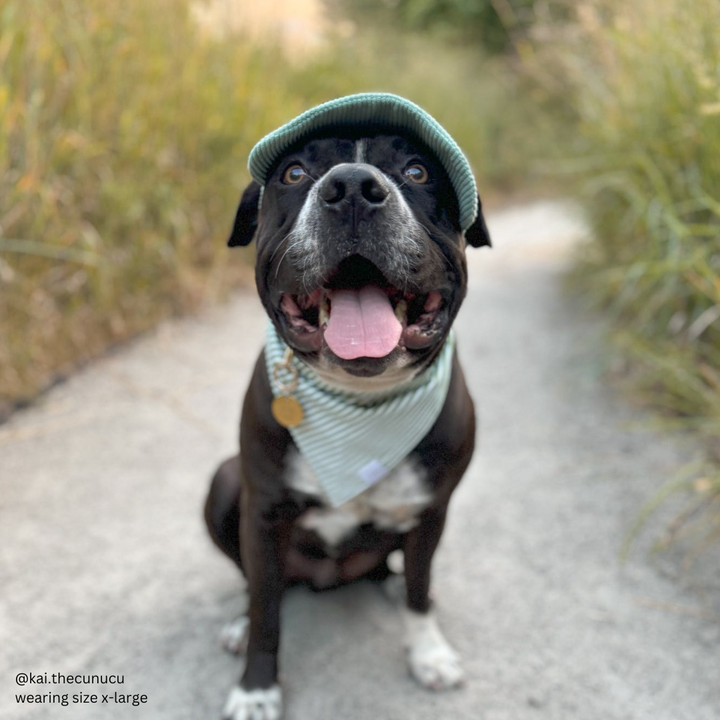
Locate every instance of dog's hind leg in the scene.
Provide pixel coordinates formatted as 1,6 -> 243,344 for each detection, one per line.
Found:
205,455 -> 244,567
205,455 -> 249,655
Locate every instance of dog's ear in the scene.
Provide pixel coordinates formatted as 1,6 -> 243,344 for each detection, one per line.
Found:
227,180 -> 262,247
464,193 -> 492,249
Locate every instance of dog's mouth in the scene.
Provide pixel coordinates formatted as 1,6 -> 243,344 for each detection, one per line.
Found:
277,256 -> 449,359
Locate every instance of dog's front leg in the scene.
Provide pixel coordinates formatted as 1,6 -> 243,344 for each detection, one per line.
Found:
222,487 -> 294,720
402,504 -> 465,691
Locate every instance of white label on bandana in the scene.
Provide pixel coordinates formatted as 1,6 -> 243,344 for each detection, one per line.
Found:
358,460 -> 389,486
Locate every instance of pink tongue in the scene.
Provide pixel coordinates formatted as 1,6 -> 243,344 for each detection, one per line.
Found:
324,286 -> 402,360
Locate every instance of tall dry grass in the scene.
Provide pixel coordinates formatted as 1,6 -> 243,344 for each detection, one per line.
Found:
0,0 -> 315,411
530,0 -> 720,539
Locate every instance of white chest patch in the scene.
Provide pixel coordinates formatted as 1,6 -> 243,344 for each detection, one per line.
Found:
285,449 -> 432,548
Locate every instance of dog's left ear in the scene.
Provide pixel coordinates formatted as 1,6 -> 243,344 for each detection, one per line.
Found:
464,193 -> 492,248
227,180 -> 262,247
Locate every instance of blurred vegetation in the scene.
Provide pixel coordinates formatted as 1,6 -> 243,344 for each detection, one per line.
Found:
0,0 -> 543,415
529,0 -> 720,536
0,0 -> 306,413
538,0 -> 720,441
338,0 -> 538,54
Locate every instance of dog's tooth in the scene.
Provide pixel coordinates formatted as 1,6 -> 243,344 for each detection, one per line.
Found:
319,295 -> 330,326
395,299 -> 407,324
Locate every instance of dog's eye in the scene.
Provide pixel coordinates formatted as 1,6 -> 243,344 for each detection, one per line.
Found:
283,164 -> 308,185
404,164 -> 429,184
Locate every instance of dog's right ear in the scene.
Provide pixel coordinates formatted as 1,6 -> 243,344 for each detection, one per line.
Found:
227,180 -> 262,247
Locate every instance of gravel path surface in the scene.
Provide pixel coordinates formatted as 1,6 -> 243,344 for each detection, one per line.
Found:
2,201 -> 718,720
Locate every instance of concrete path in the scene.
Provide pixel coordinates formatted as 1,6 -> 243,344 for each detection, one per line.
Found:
1,201 -> 718,720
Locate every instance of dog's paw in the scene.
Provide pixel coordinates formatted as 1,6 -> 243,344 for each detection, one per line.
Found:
221,684 -> 282,720
220,616 -> 250,655
407,640 -> 465,691
404,609 -> 465,691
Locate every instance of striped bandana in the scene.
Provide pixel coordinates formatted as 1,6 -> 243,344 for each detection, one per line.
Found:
265,322 -> 455,508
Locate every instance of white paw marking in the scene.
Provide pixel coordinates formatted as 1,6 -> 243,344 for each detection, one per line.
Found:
222,684 -> 282,720
220,616 -> 249,655
403,609 -> 465,691
387,549 -> 405,574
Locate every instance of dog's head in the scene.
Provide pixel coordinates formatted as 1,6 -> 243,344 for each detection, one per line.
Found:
229,95 -> 491,391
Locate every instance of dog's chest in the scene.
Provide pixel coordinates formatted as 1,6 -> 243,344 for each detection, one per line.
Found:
285,449 -> 432,548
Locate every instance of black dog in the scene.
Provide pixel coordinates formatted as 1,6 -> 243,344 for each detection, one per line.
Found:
205,126 -> 490,720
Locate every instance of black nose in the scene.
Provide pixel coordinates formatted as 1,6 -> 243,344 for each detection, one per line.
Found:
319,164 -> 389,207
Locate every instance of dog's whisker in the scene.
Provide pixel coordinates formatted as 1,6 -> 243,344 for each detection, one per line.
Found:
415,220 -> 433,241
269,236 -> 291,263
274,243 -> 295,280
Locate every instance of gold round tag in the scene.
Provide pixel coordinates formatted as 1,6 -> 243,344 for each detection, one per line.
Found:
271,395 -> 304,428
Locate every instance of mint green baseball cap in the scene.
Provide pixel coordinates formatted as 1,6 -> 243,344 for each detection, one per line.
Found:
247,93 -> 478,232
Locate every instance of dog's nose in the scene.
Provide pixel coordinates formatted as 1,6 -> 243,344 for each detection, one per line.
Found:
319,164 -> 389,207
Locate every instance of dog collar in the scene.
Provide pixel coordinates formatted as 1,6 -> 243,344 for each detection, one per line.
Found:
265,322 -> 455,507
248,93 -> 478,233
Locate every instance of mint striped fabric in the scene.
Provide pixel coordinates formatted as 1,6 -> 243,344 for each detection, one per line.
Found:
265,322 -> 455,507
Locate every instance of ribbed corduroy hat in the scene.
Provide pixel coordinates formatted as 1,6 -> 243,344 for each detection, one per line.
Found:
248,93 -> 478,232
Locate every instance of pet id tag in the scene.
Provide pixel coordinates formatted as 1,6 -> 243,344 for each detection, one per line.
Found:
271,348 -> 304,428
